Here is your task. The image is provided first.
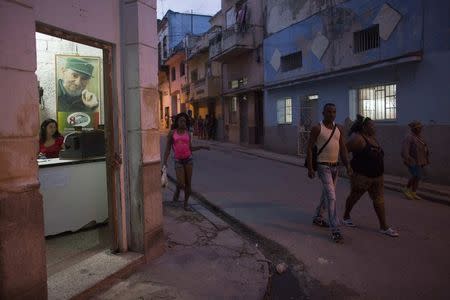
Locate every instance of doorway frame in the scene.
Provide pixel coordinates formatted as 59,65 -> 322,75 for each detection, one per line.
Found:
35,23 -> 125,252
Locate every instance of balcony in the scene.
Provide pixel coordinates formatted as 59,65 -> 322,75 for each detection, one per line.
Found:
190,77 -> 221,102
209,24 -> 264,62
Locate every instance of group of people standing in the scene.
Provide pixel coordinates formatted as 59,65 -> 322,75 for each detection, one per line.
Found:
307,104 -> 430,243
193,114 -> 217,140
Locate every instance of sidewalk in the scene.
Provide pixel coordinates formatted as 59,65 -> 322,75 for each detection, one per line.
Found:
92,182 -> 269,300
192,137 -> 450,206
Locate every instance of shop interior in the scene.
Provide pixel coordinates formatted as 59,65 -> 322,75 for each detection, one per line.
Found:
35,31 -> 115,297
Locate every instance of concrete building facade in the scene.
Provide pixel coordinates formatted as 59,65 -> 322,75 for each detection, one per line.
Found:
209,0 -> 265,145
263,0 -> 450,185
186,33 -> 223,138
0,0 -> 163,298
157,10 -> 212,126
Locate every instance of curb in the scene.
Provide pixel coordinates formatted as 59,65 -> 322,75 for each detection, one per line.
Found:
167,174 -> 307,267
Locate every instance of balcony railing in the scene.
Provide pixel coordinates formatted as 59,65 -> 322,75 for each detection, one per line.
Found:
208,24 -> 263,60
190,77 -> 221,101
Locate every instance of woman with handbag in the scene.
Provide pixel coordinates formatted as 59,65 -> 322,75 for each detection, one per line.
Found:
162,113 -> 209,210
343,115 -> 399,237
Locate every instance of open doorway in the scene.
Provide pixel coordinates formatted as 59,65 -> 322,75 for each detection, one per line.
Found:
35,26 -> 124,299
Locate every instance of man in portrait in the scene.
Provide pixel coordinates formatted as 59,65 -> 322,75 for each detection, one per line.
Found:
57,57 -> 99,112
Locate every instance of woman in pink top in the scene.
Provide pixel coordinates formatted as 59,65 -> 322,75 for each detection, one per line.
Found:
163,113 -> 209,210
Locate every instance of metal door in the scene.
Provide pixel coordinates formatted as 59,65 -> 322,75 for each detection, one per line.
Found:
298,96 -> 318,156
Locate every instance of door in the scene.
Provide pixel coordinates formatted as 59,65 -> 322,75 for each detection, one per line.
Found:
298,95 -> 318,156
239,96 -> 248,143
255,91 -> 264,145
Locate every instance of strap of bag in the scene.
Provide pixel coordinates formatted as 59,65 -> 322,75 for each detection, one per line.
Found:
317,124 -> 337,156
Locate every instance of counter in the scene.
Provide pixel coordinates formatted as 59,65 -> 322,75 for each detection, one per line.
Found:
38,157 -> 108,236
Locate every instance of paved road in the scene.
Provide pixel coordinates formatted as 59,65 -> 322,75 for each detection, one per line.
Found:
161,136 -> 450,299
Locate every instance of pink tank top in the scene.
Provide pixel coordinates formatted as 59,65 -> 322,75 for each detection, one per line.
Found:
172,130 -> 192,160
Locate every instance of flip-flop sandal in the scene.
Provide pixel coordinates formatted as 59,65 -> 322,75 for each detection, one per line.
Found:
343,218 -> 356,227
380,228 -> 399,237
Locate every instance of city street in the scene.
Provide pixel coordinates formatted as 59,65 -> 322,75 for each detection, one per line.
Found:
161,136 -> 450,299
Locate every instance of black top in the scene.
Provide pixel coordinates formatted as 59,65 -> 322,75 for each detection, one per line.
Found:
351,135 -> 384,178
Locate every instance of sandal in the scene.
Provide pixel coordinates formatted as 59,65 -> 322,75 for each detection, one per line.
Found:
312,218 -> 329,228
343,218 -> 356,227
380,227 -> 399,237
331,231 -> 344,243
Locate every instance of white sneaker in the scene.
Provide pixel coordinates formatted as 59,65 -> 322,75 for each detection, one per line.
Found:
343,218 -> 356,227
380,227 -> 399,237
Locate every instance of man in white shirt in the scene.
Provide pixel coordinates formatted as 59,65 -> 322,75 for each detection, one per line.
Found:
306,103 -> 352,243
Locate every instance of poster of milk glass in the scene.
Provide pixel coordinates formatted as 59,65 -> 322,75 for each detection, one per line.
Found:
55,55 -> 101,133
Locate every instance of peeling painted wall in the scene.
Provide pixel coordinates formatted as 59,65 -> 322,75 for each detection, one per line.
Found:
264,0 -> 423,85
265,0 -> 350,35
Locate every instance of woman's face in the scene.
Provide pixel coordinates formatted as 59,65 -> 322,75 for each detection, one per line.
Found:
177,116 -> 187,129
46,122 -> 57,138
363,120 -> 376,136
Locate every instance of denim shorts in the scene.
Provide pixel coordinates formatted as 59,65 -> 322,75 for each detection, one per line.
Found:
174,156 -> 193,169
408,165 -> 424,179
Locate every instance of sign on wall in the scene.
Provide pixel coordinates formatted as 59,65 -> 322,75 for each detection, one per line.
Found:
55,55 -> 102,133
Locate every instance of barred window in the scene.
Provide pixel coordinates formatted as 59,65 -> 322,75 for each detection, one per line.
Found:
277,97 -> 292,124
358,84 -> 396,120
281,52 -> 302,72
354,25 -> 380,53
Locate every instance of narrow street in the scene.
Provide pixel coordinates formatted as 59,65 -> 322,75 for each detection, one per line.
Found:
161,136 -> 450,299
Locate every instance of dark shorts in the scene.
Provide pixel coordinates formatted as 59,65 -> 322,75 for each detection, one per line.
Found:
349,173 -> 384,206
174,156 -> 193,169
408,165 -> 424,179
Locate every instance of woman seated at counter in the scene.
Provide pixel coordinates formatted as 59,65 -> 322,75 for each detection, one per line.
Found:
39,118 -> 64,158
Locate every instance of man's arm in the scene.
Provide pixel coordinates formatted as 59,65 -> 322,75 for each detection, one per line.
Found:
163,131 -> 173,166
306,125 -> 320,178
338,125 -> 351,171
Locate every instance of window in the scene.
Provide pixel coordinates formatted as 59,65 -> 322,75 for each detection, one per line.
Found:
226,7 -> 236,28
358,84 -> 396,120
180,62 -> 185,77
229,96 -> 238,124
354,25 -> 380,53
158,43 -> 161,65
159,92 -> 163,119
277,97 -> 293,124
162,36 -> 168,58
229,77 -> 248,89
231,97 -> 238,112
191,69 -> 198,82
281,51 -> 302,72
171,67 -> 176,81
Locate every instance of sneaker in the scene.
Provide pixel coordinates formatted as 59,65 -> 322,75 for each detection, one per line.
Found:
380,227 -> 399,237
312,218 -> 329,228
412,192 -> 423,200
331,231 -> 344,243
403,188 -> 414,200
343,218 -> 356,227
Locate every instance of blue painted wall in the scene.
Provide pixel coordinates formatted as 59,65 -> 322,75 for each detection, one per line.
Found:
264,0 -> 424,85
167,11 -> 211,52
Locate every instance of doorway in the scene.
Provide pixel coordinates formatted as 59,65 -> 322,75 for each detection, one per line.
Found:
298,95 -> 319,155
35,24 -> 123,299
239,95 -> 249,144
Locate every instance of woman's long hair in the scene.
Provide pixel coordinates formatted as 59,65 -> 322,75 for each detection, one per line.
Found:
39,118 -> 62,144
172,112 -> 191,130
349,114 -> 371,136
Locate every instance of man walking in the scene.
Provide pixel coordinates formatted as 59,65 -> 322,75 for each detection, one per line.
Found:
306,103 -> 352,243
